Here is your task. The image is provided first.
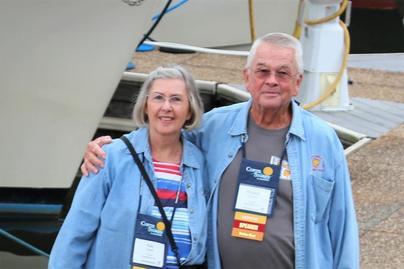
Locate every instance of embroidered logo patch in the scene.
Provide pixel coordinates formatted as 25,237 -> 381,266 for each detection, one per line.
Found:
312,155 -> 324,171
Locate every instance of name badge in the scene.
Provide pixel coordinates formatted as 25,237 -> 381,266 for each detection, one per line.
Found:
231,157 -> 282,241
131,214 -> 167,269
132,239 -> 165,268
235,183 -> 274,215
234,158 -> 281,217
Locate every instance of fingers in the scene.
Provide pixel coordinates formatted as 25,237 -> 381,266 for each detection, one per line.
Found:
81,162 -> 89,177
97,136 -> 113,144
87,136 -> 112,162
85,147 -> 105,167
88,142 -> 106,161
96,135 -> 113,145
81,159 -> 100,175
81,136 -> 113,176
94,136 -> 112,158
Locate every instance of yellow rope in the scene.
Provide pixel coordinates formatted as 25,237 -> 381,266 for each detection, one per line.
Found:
293,0 -> 304,39
248,0 -> 256,42
305,0 -> 349,25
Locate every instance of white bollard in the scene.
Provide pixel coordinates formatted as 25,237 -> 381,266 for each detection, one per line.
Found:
297,0 -> 352,111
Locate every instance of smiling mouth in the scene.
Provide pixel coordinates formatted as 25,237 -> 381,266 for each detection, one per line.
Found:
159,116 -> 174,121
262,91 -> 280,96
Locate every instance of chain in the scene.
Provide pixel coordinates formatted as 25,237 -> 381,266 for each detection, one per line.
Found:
122,0 -> 145,6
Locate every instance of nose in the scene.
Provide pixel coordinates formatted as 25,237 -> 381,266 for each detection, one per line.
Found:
161,98 -> 173,110
265,72 -> 279,85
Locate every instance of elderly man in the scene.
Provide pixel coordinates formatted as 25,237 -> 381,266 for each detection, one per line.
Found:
81,33 -> 359,268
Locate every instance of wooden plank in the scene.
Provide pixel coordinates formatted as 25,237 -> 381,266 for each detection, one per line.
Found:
314,110 -> 388,138
313,97 -> 404,139
352,98 -> 404,122
348,105 -> 400,129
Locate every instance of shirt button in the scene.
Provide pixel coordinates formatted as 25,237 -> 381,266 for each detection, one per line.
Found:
186,183 -> 192,189
189,209 -> 194,214
193,237 -> 197,241
228,153 -> 233,158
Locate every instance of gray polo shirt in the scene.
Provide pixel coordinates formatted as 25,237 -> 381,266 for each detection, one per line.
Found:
217,116 -> 294,268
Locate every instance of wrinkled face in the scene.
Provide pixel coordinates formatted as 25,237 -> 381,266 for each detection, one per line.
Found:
146,78 -> 191,137
244,43 -> 302,112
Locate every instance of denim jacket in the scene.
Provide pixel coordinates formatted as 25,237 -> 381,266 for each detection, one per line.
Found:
49,128 -> 208,268
189,100 -> 359,269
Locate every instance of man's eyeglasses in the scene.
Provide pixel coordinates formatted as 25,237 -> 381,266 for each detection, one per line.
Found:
253,68 -> 296,81
148,92 -> 187,106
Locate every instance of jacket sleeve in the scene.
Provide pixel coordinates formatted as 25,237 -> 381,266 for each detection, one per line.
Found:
328,152 -> 360,269
48,163 -> 111,268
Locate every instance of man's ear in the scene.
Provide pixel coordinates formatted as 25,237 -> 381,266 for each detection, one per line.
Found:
294,73 -> 303,96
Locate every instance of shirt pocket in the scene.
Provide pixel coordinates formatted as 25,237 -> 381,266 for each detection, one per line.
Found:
309,175 -> 335,223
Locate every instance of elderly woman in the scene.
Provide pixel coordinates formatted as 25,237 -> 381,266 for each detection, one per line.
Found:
49,65 -> 207,269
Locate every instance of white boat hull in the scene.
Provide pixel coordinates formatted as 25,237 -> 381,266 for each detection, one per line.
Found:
0,0 -> 344,190
152,0 -> 300,48
0,0 -> 159,188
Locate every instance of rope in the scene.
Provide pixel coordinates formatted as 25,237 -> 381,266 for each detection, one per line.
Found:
248,0 -> 256,42
305,0 -> 349,25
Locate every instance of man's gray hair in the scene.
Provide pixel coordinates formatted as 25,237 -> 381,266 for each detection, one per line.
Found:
132,65 -> 204,130
245,33 -> 303,74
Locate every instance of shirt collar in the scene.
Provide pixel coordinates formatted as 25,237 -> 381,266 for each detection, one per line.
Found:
123,127 -> 200,169
228,100 -> 252,136
288,100 -> 306,141
227,99 -> 306,141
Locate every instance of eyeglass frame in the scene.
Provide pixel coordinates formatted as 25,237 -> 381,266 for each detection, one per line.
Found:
251,66 -> 299,82
147,92 -> 188,106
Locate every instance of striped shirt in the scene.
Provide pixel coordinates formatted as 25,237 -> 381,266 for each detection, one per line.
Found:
150,160 -> 191,268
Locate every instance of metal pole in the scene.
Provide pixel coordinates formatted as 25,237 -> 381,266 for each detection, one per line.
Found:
0,229 -> 50,258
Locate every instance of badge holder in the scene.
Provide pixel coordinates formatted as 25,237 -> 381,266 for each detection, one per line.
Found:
131,214 -> 167,269
231,143 -> 284,241
120,136 -> 182,269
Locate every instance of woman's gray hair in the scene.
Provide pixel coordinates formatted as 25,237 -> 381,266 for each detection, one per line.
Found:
245,32 -> 303,74
132,65 -> 204,130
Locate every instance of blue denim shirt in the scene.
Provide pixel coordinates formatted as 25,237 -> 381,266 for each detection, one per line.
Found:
49,128 -> 208,269
189,100 -> 359,269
